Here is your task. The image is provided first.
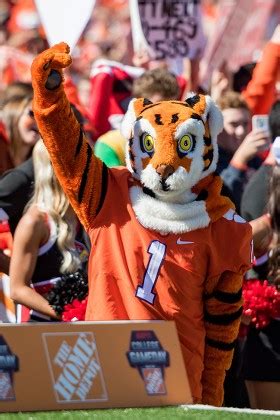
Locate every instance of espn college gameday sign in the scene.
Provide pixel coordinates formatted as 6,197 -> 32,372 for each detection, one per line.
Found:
0,321 -> 191,412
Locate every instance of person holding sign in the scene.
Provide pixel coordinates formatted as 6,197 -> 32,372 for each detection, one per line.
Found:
129,0 -> 206,92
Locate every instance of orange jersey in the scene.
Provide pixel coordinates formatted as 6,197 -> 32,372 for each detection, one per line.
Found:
86,167 -> 252,400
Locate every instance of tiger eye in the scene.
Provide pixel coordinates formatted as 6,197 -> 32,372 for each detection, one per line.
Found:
178,134 -> 193,154
143,134 -> 154,153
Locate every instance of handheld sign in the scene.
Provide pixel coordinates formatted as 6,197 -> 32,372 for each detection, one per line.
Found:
130,0 -> 206,62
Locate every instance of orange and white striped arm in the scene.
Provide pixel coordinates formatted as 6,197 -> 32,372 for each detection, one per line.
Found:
31,43 -> 107,231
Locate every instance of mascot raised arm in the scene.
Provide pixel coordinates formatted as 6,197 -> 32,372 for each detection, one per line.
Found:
31,43 -> 252,406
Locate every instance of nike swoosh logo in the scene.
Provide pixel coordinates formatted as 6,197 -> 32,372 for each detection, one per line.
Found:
176,239 -> 194,245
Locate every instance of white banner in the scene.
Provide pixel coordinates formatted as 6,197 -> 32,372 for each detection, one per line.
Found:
130,0 -> 206,62
34,0 -> 96,51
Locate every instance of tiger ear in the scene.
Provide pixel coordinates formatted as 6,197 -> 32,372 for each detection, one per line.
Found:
186,93 -> 223,138
121,98 -> 153,139
202,95 -> 224,138
185,93 -> 202,108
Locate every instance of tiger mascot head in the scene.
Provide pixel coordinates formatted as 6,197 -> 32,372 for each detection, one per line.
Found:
121,93 -> 223,202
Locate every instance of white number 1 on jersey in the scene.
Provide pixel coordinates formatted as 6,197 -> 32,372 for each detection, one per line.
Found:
136,240 -> 166,304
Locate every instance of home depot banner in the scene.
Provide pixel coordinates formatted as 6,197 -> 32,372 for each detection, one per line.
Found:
0,321 -> 192,412
130,0 -> 206,61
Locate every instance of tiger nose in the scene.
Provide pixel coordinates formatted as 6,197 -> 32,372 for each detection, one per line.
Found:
156,164 -> 175,180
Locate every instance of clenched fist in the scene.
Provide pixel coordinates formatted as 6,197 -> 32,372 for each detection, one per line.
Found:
31,42 -> 72,91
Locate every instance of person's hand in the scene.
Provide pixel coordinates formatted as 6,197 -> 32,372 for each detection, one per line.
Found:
210,65 -> 231,102
132,44 -> 156,69
31,42 -> 72,91
241,313 -> 252,326
231,129 -> 271,166
249,214 -> 273,258
132,49 -> 151,68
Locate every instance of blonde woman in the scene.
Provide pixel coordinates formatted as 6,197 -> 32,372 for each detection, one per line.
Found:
9,140 -> 85,322
0,94 -> 40,174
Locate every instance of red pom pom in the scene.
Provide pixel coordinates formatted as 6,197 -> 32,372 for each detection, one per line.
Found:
242,279 -> 280,329
62,297 -> 88,322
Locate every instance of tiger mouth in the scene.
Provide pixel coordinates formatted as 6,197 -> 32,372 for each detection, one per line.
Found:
142,183 -> 170,198
160,180 -> 170,191
142,186 -> 156,198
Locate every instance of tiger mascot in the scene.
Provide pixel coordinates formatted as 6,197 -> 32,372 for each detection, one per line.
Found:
31,43 -> 252,406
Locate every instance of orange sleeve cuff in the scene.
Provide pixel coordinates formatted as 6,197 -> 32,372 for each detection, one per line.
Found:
230,159 -> 248,171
